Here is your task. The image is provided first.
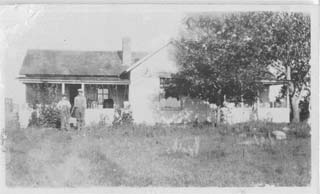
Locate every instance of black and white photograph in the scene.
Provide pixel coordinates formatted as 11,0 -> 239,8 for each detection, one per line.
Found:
0,3 -> 318,193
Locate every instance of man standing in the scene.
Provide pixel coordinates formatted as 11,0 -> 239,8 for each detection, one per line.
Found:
57,95 -> 71,131
74,88 -> 87,130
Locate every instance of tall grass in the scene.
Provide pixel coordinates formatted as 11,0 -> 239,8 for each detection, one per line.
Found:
5,121 -> 311,187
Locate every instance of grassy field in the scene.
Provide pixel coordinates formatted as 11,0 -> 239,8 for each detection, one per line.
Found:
4,122 -> 311,187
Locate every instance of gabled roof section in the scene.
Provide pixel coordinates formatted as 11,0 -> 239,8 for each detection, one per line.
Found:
122,41 -> 176,74
20,49 -> 147,76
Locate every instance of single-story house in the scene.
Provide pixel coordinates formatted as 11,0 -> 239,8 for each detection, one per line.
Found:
18,38 -> 290,126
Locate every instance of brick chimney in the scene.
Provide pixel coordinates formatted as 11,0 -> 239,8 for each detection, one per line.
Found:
122,37 -> 132,66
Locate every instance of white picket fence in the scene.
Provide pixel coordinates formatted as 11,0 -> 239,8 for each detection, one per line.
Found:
222,107 -> 290,124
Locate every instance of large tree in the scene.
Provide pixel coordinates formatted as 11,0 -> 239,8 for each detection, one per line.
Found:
261,12 -> 311,122
166,12 -> 310,122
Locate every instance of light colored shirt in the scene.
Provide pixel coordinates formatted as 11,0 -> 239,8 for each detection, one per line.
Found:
74,95 -> 87,109
57,99 -> 71,116
57,99 -> 71,110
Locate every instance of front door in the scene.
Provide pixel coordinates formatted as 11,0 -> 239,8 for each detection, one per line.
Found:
66,84 -> 81,107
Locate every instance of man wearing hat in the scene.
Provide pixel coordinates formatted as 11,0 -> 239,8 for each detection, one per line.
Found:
74,88 -> 87,130
57,94 -> 71,131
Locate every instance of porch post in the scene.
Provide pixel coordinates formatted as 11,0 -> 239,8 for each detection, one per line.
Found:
81,83 -> 85,95
62,83 -> 65,95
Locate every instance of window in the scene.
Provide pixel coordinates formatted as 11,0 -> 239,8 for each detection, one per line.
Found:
159,77 -> 182,110
160,77 -> 172,89
98,88 -> 109,105
85,85 -> 116,109
98,87 -> 113,108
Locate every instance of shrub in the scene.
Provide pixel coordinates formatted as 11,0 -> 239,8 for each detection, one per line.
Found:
112,107 -> 133,126
290,122 -> 311,138
38,104 -> 60,128
28,104 -> 61,128
121,111 -> 133,124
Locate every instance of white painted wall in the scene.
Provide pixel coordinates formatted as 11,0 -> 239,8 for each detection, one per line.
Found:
129,43 -> 214,124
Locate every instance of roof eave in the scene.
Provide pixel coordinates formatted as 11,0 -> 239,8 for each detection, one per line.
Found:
20,74 -> 120,77
18,76 -> 130,85
257,79 -> 290,84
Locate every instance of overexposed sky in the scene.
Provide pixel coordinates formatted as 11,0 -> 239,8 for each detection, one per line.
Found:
0,5 -> 184,104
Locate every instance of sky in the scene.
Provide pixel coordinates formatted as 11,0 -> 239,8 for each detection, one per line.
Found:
0,5 -> 185,104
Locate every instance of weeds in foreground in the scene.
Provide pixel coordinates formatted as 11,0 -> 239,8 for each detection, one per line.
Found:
5,121 -> 311,187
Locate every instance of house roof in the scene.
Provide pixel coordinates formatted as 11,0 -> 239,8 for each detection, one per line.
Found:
123,41 -> 174,73
20,49 -> 147,76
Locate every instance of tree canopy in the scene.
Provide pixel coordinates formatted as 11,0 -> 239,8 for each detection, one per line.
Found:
166,12 -> 310,122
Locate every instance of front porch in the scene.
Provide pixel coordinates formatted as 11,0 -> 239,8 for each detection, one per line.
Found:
20,76 -> 130,125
